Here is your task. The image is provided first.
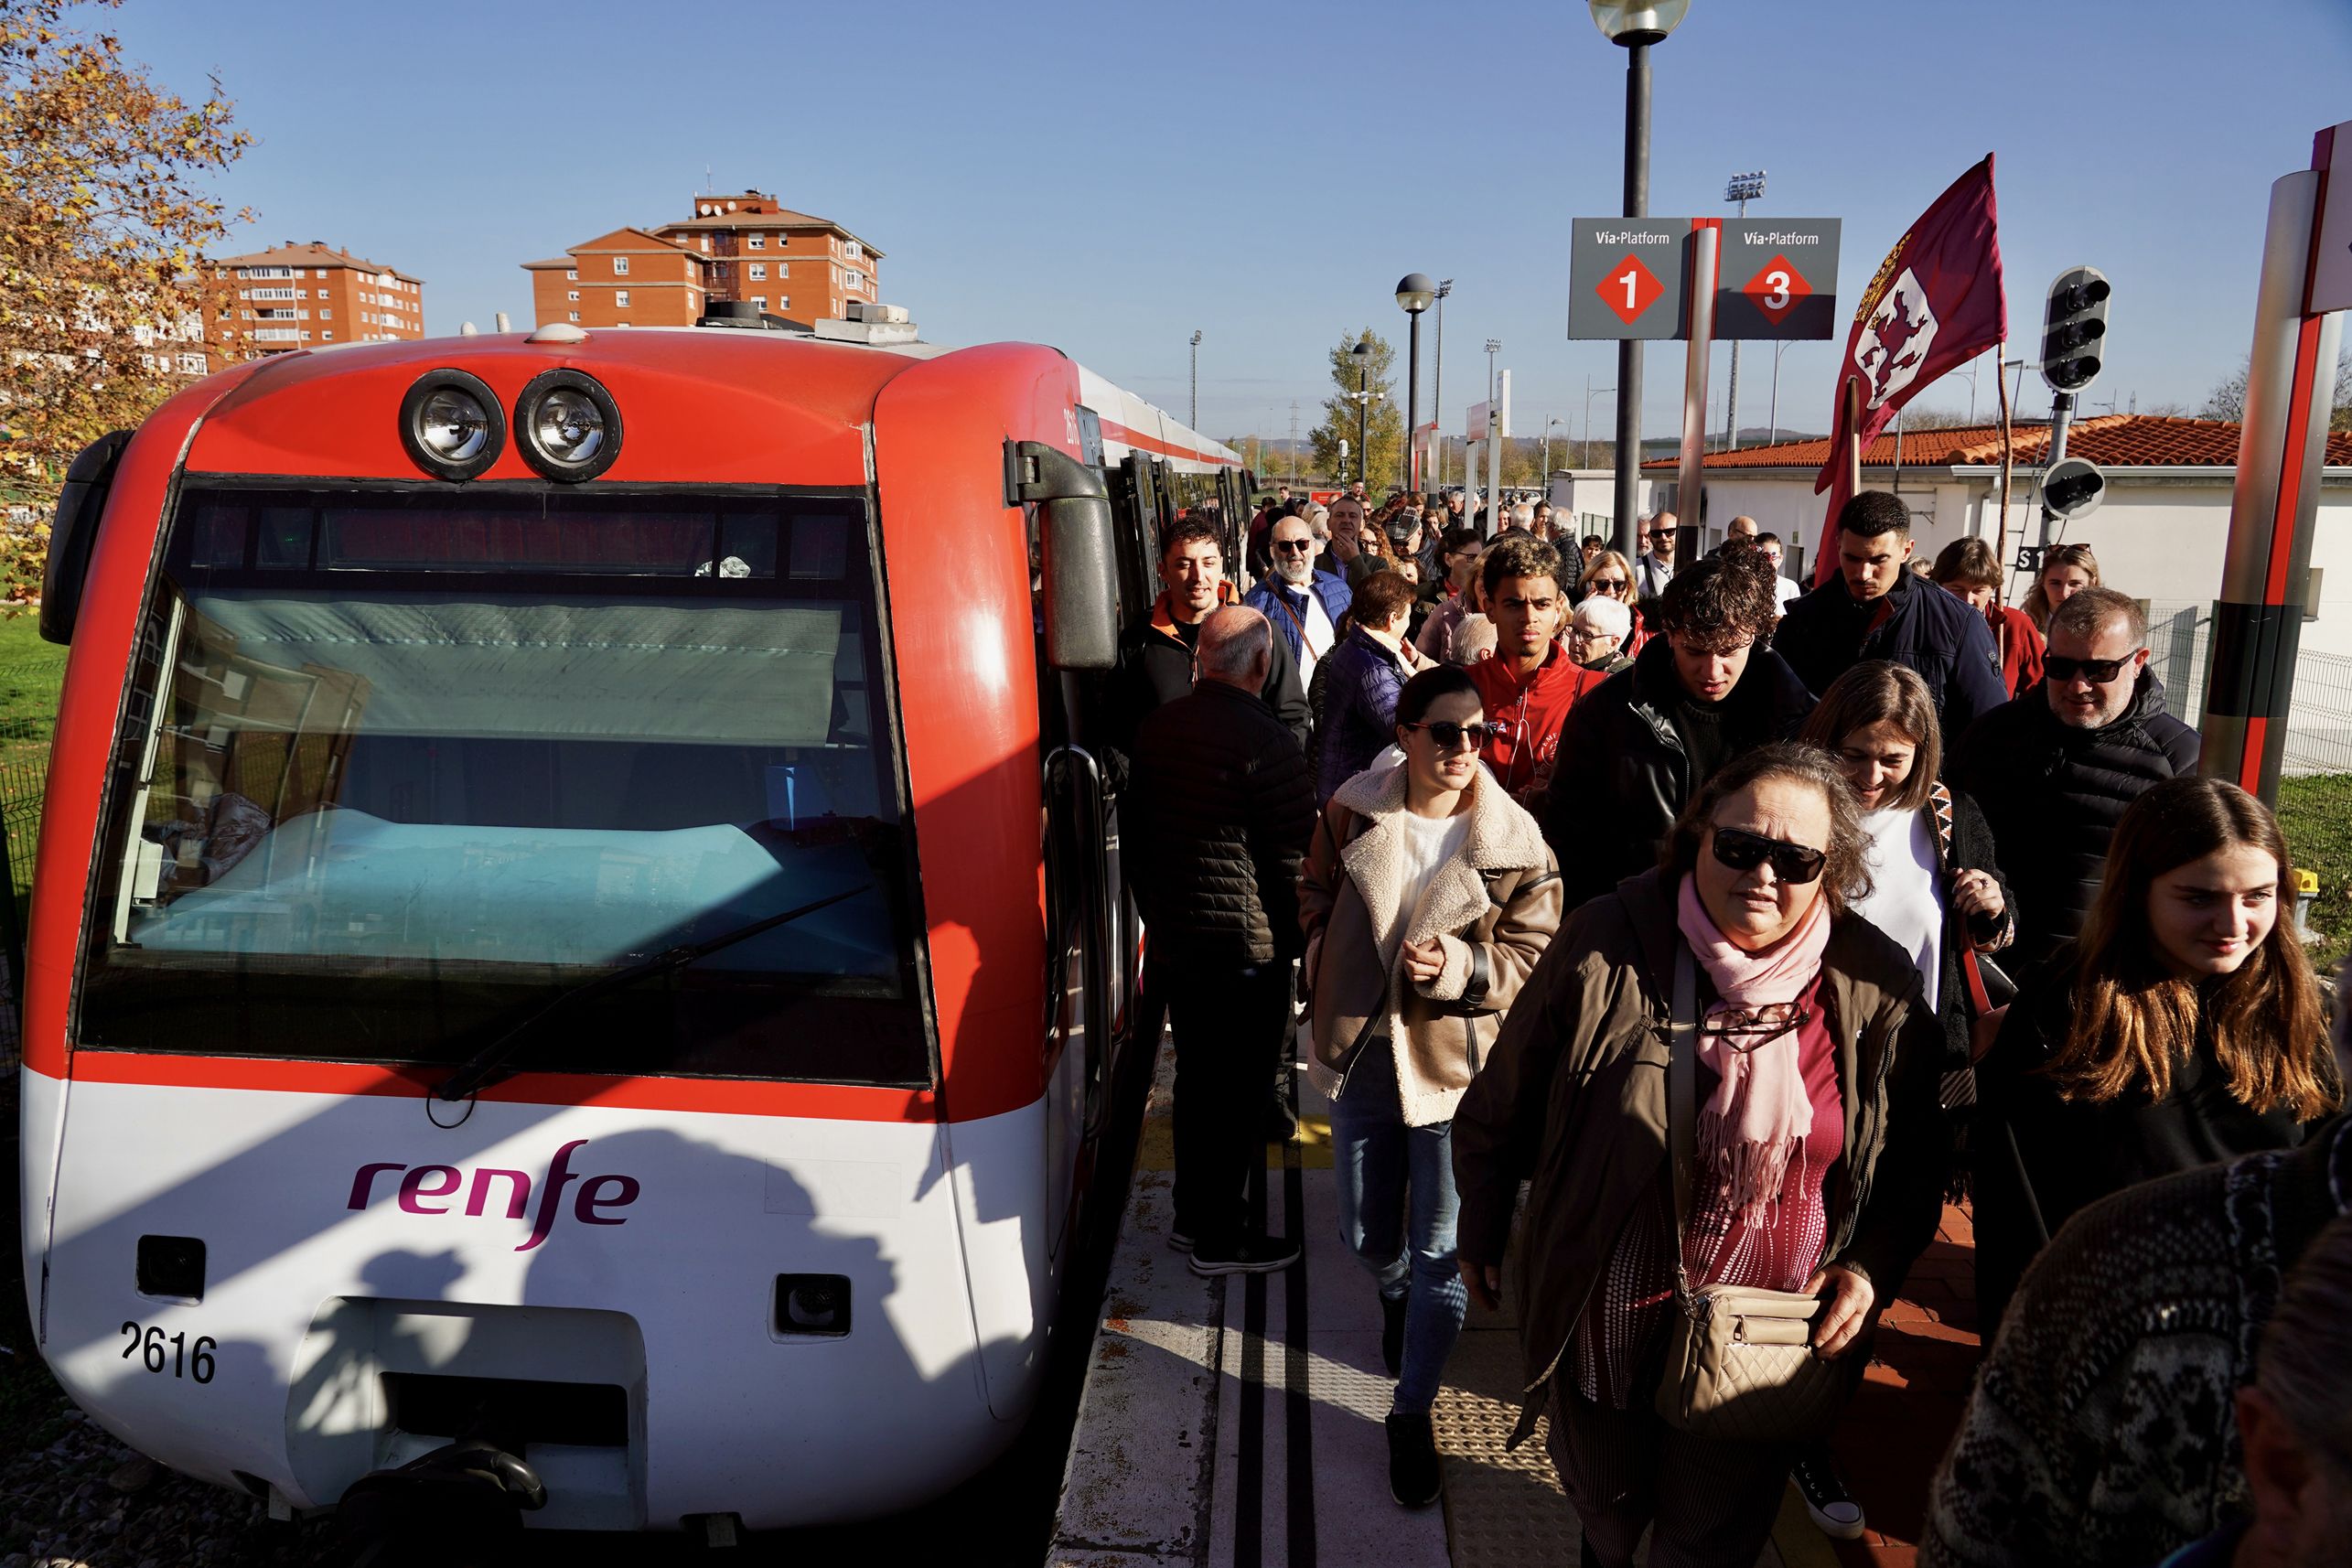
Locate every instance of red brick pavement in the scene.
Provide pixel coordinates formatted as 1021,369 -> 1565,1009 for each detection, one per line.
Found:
1831,1203 -> 1984,1567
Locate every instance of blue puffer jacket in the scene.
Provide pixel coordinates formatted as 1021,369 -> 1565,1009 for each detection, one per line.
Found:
1773,569 -> 2008,735
1244,570 -> 1352,668
1315,626 -> 1412,804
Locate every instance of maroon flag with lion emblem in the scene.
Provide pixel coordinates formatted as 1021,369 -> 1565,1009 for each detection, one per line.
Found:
1812,156 -> 2005,583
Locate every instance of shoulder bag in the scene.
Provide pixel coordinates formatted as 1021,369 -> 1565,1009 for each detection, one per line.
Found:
1653,944 -> 1856,1444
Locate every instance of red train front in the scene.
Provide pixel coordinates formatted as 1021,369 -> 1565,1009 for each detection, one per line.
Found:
15,319 -> 1235,1531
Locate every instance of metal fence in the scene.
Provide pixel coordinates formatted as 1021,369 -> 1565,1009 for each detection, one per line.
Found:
2143,600 -> 2352,778
0,755 -> 43,1063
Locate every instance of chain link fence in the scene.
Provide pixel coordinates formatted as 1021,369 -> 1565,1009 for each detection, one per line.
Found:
2143,599 -> 2352,777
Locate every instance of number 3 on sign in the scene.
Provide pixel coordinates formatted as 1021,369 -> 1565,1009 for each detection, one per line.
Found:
1763,270 -> 1792,311
1618,267 -> 1640,311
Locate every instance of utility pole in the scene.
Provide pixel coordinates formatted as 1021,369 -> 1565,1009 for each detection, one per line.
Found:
1723,171 -> 1766,452
1287,401 -> 1300,487
1433,279 -> 1453,487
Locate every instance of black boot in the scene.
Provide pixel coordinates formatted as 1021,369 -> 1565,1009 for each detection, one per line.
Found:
1385,1412 -> 1441,1509
1380,1292 -> 1407,1379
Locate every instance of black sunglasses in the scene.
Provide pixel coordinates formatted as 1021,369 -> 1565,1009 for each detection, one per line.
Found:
1651,525 -> 1678,537
2045,650 -> 2142,684
1710,826 -> 1828,885
1273,539 -> 1315,554
1402,720 -> 1493,753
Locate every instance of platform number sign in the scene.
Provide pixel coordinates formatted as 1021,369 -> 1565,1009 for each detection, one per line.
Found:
1714,220 -> 1842,340
1569,222 -> 1689,340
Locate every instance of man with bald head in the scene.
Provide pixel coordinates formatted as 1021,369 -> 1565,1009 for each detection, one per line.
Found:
1130,605 -> 1316,1276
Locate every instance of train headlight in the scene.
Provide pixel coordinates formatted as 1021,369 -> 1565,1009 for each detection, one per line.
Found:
398,369 -> 505,481
514,369 -> 623,482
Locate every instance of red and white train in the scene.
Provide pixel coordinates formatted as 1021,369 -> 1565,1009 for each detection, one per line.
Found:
16,308 -> 1245,1535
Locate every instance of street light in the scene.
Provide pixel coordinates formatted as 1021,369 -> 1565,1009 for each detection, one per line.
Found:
1189,329 -> 1202,430
1432,279 -> 1454,487
1593,0 -> 1692,560
1584,378 -> 1616,467
1541,416 -> 1566,481
1397,274 -> 1434,492
1351,337 -> 1373,490
1723,169 -> 1766,452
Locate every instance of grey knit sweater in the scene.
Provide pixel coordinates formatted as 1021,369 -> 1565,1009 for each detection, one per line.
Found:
1921,1114 -> 2350,1567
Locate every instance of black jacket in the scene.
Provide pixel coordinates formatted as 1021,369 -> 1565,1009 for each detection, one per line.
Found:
1774,569 -> 2008,735
1540,636 -> 1816,909
1127,678 -> 1316,970
1948,671 -> 2200,972
1968,949 -> 2314,1336
1104,592 -> 1309,791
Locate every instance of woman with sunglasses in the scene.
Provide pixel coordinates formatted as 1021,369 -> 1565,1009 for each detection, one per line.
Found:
1578,549 -> 1648,656
1971,776 -> 2341,1336
1455,744 -> 1945,1566
1301,664 -> 1563,1509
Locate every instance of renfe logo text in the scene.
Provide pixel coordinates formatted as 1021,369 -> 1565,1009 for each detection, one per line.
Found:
347,1139 -> 641,1252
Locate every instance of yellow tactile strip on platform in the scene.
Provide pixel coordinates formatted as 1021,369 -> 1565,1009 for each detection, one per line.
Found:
1435,1313 -> 1825,1568
1435,1326 -> 1589,1567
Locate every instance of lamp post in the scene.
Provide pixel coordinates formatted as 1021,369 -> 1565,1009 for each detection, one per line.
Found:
1484,338 -> 1501,506
1593,0 -> 1692,559
1397,274 -> 1435,492
1432,279 -> 1454,487
1188,329 -> 1203,430
1584,378 -> 1616,467
1542,416 -> 1565,482
1723,169 -> 1766,452
1351,337 -> 1372,489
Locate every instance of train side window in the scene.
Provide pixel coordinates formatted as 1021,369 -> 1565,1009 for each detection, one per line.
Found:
789,513 -> 847,581
255,507 -> 315,570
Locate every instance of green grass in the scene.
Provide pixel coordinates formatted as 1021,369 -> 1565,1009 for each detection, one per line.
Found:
2277,775 -> 2352,977
0,610 -> 65,763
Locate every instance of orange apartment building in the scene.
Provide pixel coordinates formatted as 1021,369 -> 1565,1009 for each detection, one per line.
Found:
203,242 -> 424,365
524,191 -> 885,331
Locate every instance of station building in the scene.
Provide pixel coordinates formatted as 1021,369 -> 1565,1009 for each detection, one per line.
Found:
525,191 -> 885,332
202,242 -> 424,365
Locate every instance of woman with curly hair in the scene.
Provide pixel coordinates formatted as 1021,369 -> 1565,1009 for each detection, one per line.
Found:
1971,776 -> 2343,1333
1541,547 -> 1815,905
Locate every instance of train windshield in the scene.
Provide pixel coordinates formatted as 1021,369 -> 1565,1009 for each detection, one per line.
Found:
72,484 -> 930,1086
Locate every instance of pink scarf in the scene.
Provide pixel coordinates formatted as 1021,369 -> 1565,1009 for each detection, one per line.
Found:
1673,876 -> 1833,1226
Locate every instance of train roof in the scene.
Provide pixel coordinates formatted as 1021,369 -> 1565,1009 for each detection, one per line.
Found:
264,323 -> 1240,475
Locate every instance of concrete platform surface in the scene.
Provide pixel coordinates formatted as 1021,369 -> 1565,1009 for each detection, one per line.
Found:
1048,1035 -> 1976,1567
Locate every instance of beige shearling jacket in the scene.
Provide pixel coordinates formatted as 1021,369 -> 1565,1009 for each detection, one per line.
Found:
1298,763 -> 1563,1126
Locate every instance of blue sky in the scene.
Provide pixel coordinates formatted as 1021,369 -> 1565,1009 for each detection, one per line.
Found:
122,0 -> 2352,448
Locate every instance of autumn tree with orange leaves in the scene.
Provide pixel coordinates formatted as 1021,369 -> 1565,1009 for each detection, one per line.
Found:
0,0 -> 248,601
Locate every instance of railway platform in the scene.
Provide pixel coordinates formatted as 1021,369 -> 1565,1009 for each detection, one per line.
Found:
1047,1039 -> 1984,1568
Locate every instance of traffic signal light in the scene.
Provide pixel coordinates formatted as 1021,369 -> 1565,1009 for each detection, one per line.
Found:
2040,265 -> 2110,393
2041,456 -> 2106,521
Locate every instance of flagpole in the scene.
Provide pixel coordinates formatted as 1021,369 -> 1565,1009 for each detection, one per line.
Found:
1994,346 -> 2015,605
1843,379 -> 1862,499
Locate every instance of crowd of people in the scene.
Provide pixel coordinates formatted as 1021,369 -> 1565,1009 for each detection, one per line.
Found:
1107,480 -> 2346,1564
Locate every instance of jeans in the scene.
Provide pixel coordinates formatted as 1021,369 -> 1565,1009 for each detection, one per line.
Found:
1330,1040 -> 1467,1414
1165,960 -> 1293,1252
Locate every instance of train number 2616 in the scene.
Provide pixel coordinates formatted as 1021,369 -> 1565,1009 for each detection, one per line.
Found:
120,1320 -> 216,1383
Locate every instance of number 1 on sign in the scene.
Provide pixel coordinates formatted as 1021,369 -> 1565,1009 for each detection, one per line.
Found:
1619,268 -> 1639,311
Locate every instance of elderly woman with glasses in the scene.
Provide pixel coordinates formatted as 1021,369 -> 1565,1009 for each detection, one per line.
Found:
1303,663 -> 1563,1509
1454,743 -> 1946,1566
1577,550 -> 1647,655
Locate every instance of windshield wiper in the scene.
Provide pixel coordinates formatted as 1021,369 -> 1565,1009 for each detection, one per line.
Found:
434,883 -> 873,1101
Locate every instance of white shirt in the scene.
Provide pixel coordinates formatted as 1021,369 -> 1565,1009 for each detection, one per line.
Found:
1297,592 -> 1336,686
1772,573 -> 1803,615
1638,552 -> 1677,596
1398,809 -> 1473,936
1851,805 -> 1943,1010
